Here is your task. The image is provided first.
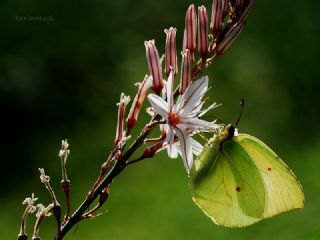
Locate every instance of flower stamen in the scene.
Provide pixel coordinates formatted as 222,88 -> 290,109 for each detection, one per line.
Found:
168,112 -> 181,127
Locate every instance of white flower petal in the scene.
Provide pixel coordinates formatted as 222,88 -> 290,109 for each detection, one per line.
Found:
173,95 -> 182,113
180,118 -> 217,131
161,80 -> 167,99
166,70 -> 174,111
197,102 -> 220,117
166,126 -> 178,158
190,138 -> 203,156
175,126 -> 193,172
147,94 -> 169,120
178,76 -> 208,115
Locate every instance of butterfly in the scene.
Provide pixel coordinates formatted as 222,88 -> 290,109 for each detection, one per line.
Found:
189,124 -> 304,227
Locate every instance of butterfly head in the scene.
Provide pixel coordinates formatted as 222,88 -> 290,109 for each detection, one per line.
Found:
227,124 -> 236,138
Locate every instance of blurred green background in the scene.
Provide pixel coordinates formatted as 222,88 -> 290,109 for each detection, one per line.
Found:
1,0 -> 319,239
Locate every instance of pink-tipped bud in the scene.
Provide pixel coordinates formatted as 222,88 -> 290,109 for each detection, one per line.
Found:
126,75 -> 152,132
114,93 -> 130,145
164,27 -> 178,77
235,0 -> 244,9
238,0 -> 255,22
179,49 -> 192,94
183,4 -> 197,53
230,0 -> 252,21
197,6 -> 209,58
210,0 -> 228,38
216,21 -> 245,55
144,40 -> 164,95
229,0 -> 243,10
141,142 -> 164,159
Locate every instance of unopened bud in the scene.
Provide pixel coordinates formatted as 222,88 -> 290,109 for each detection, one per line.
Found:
179,49 -> 192,95
18,194 -> 38,240
32,203 -> 53,240
238,0 -> 255,22
183,4 -> 197,53
164,27 -> 178,77
216,21 -> 245,55
236,0 -> 244,9
126,75 -> 152,131
99,186 -> 109,205
197,6 -> 209,58
230,0 -> 251,21
210,0 -> 228,38
144,40 -> 164,95
114,93 -> 130,145
141,142 -> 163,159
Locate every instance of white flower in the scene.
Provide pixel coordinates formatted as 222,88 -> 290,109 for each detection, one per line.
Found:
159,134 -> 204,161
147,70 -> 220,172
22,193 -> 38,213
58,139 -> 70,163
36,203 -> 53,218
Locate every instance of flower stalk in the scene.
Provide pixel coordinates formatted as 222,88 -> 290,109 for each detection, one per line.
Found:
32,204 -> 53,240
115,93 -> 131,145
18,194 -> 38,240
58,140 -> 71,223
17,1 -> 255,239
39,168 -> 61,236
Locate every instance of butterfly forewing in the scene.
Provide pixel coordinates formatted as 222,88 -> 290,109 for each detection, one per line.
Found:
222,139 -> 265,218
190,136 -> 264,227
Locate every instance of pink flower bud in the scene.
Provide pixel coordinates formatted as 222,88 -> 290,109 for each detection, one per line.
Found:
144,40 -> 164,95
141,142 -> 164,159
114,93 -> 130,145
197,6 -> 209,58
216,21 -> 245,55
230,0 -> 254,22
238,0 -> 255,22
183,4 -> 197,53
126,75 -> 152,132
179,49 -> 192,94
164,27 -> 178,77
210,0 -> 228,38
229,0 -> 243,12
235,0 -> 244,9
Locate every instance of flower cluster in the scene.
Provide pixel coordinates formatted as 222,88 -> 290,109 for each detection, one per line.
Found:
114,0 -> 254,171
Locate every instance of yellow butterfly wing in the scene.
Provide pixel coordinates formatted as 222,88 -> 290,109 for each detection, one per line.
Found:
235,134 -> 305,218
190,128 -> 305,227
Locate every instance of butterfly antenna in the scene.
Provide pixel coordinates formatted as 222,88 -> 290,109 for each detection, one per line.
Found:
234,99 -> 245,128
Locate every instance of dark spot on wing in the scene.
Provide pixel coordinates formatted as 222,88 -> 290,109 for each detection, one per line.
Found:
267,167 -> 272,171
236,186 -> 241,192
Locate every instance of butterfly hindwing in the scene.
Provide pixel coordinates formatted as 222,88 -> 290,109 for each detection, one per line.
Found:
234,134 -> 305,219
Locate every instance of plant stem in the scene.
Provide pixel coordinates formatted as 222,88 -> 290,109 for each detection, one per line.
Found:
56,118 -> 157,239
